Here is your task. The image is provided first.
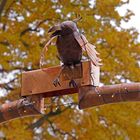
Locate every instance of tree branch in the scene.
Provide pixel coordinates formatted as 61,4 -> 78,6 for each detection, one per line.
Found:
0,0 -> 7,19
28,105 -> 71,129
20,19 -> 48,37
0,77 -> 17,88
46,118 -> 77,140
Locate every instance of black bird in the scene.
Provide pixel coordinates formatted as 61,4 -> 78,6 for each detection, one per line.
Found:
40,19 -> 101,87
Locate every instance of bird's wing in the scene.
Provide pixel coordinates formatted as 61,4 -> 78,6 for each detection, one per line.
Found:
40,36 -> 57,68
73,32 -> 102,66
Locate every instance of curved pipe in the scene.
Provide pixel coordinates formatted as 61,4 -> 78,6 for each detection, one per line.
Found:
0,96 -> 44,124
78,83 -> 140,109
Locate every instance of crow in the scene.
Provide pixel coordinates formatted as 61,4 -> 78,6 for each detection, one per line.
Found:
40,19 -> 101,87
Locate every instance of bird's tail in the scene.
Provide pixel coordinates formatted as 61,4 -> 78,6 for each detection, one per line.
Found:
81,34 -> 102,66
73,31 -> 102,66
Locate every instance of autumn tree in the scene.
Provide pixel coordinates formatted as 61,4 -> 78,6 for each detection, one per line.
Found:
0,0 -> 140,139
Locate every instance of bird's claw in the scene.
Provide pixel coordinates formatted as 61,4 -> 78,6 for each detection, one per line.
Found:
53,77 -> 61,87
69,79 -> 77,88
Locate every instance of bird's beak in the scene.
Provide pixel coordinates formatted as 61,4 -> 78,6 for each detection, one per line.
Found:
48,25 -> 61,33
48,25 -> 61,38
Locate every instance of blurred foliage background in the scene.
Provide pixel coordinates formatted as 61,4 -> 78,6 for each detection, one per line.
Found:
0,0 -> 140,139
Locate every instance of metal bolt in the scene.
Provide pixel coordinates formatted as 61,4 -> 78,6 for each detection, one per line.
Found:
112,94 -> 115,98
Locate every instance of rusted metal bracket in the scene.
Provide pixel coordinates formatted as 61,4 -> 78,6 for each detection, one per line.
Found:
21,61 -> 99,97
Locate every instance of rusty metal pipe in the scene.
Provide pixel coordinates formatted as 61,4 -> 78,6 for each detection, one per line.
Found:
0,95 -> 44,124
78,83 -> 140,109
